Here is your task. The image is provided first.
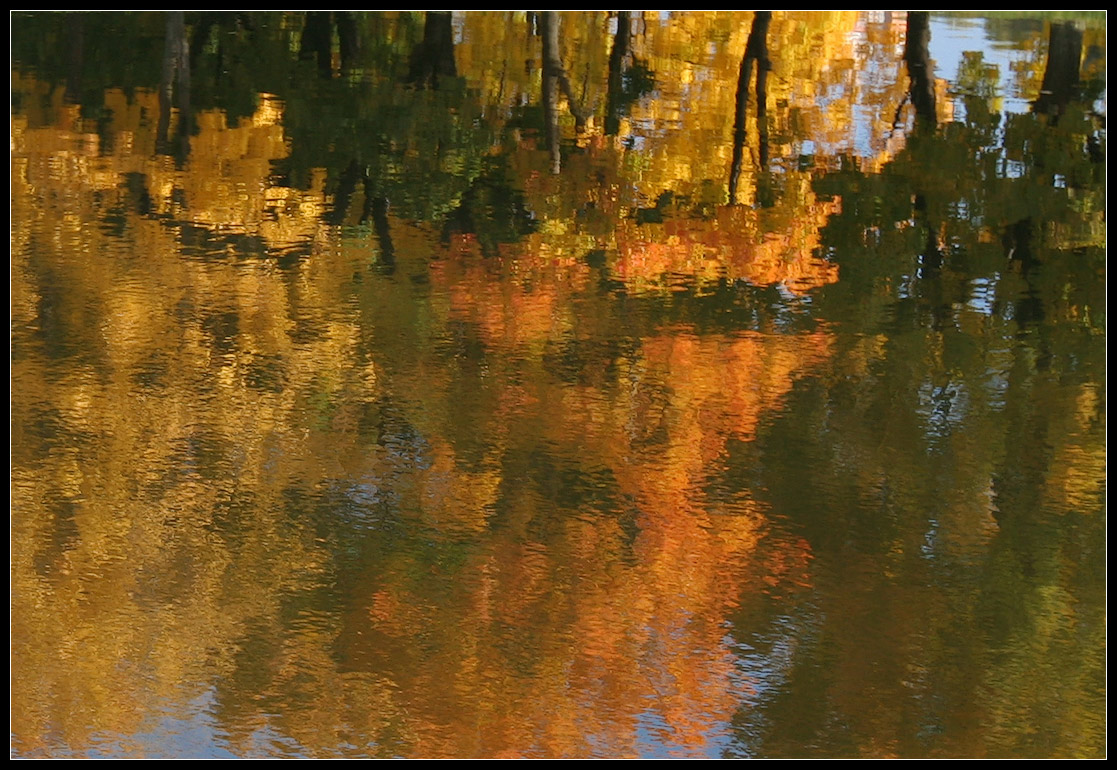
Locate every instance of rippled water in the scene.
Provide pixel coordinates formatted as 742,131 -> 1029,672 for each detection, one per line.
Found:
11,11 -> 1106,758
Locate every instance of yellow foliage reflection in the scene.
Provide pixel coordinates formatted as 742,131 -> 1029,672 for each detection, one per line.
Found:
12,10 -> 1104,758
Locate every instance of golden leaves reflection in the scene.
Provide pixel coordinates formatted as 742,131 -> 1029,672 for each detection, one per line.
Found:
14,10 -> 1097,758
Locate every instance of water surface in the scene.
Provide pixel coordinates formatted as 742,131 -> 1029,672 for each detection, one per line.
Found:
11,11 -> 1106,758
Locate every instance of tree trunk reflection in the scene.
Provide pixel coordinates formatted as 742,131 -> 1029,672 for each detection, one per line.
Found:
729,11 -> 771,203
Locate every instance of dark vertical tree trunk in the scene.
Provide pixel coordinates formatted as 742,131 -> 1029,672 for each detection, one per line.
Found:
904,12 -> 937,127
750,13 -> 772,168
605,11 -> 632,136
901,13 -> 945,286
912,193 -> 949,331
1033,22 -> 1083,121
328,160 -> 363,226
158,11 -> 191,158
301,12 -> 360,78
65,13 -> 84,102
728,51 -> 753,201
336,11 -> 359,76
328,162 -> 395,272
1003,217 -> 1045,329
364,189 -> 396,274
914,193 -> 943,273
729,11 -> 771,203
407,11 -> 457,88
300,11 -> 334,78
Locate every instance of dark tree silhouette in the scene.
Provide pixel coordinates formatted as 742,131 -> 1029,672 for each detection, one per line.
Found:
407,11 -> 457,88
1033,22 -> 1084,122
904,11 -> 936,127
65,13 -> 84,101
327,161 -> 396,274
1002,218 -> 1044,330
902,12 -> 945,296
301,11 -> 359,78
728,11 -> 771,202
157,11 -> 191,158
605,11 -> 632,136
300,12 -> 333,76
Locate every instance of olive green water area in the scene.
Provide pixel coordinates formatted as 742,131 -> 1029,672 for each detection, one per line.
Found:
11,11 -> 1105,758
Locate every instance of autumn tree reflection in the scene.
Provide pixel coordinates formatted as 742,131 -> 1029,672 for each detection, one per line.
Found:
605,11 -> 633,136
540,11 -> 591,173
407,11 -> 457,88
300,11 -> 359,78
729,11 -> 771,203
10,11 -> 1106,759
722,15 -> 1104,758
1033,22 -> 1083,121
904,12 -> 937,126
157,11 -> 191,157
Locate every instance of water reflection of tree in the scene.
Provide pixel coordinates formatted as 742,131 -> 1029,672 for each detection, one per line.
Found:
11,11 -> 1105,759
407,11 -> 456,88
1033,22 -> 1083,121
300,11 -> 359,78
729,11 -> 771,203
722,17 -> 1105,757
540,11 -> 592,174
156,11 -> 191,159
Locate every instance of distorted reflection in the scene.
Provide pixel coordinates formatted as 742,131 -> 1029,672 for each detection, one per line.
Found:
12,11 -> 1105,758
